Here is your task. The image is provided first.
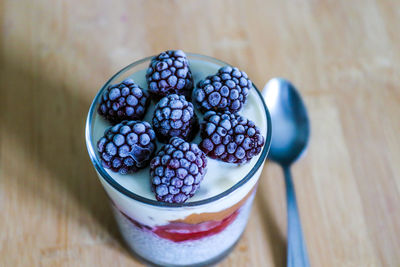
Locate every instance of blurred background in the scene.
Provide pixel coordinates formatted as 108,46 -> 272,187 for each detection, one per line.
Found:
1,0 -> 399,266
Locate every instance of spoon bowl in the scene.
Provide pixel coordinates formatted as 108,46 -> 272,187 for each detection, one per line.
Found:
263,78 -> 310,166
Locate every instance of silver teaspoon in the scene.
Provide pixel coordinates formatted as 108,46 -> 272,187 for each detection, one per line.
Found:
262,78 -> 311,267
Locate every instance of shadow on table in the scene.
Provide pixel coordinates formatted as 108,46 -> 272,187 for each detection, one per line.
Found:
256,176 -> 287,267
0,48 -> 135,259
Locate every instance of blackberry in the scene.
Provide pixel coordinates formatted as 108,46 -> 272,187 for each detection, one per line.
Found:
152,94 -> 198,143
200,111 -> 264,164
98,79 -> 149,123
194,66 -> 253,114
150,137 -> 207,203
97,121 -> 156,174
146,50 -> 194,100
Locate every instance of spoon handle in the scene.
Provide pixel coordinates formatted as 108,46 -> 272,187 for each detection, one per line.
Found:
284,166 -> 310,267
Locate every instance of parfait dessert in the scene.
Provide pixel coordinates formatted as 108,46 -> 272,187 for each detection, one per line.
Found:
86,51 -> 271,266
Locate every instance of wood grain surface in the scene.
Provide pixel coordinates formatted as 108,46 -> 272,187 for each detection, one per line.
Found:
1,0 -> 399,266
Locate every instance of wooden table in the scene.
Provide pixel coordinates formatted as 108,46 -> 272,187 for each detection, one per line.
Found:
1,0 -> 399,266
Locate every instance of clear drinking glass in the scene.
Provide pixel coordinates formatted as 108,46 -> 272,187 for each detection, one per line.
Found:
85,54 -> 272,267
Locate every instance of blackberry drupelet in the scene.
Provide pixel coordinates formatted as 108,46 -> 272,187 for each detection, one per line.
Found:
150,137 -> 207,203
194,66 -> 253,114
152,94 -> 198,143
97,121 -> 156,174
146,50 -> 194,100
200,111 -> 264,164
98,79 -> 149,123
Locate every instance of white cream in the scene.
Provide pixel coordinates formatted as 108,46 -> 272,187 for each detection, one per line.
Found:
90,58 -> 268,226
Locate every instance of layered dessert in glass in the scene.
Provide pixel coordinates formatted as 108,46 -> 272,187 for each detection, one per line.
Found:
86,52 -> 271,266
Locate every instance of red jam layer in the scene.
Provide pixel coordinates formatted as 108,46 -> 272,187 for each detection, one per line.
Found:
118,208 -> 240,242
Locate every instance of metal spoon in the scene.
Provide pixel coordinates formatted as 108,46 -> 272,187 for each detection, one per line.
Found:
262,78 -> 311,267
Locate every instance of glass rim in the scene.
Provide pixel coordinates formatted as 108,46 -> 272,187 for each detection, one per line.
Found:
85,53 -> 272,208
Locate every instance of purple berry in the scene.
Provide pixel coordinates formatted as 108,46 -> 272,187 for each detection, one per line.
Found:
146,50 -> 194,100
200,111 -> 264,164
194,66 -> 253,114
98,79 -> 149,123
152,94 -> 198,143
150,137 -> 207,203
97,121 -> 156,174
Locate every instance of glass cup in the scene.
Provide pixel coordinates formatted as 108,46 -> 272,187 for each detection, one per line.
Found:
85,54 -> 272,266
